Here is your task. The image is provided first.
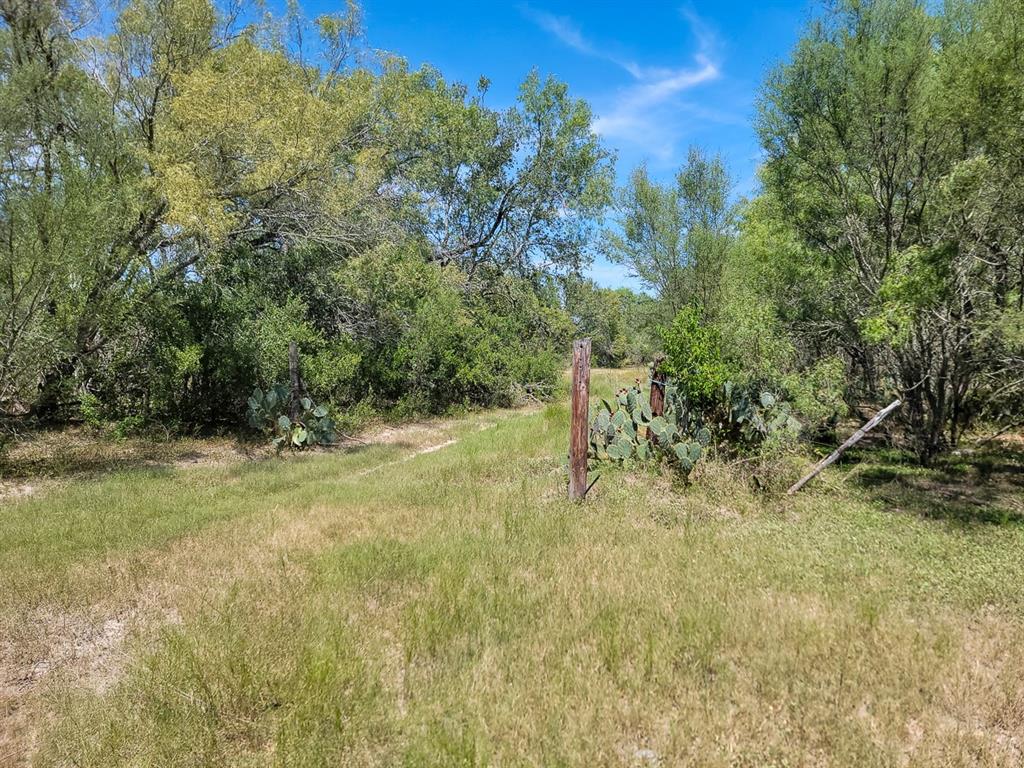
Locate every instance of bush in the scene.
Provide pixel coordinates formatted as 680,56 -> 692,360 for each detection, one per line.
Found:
660,307 -> 737,404
74,240 -> 570,432
783,356 -> 848,430
341,249 -> 564,416
563,278 -> 658,367
662,302 -> 845,438
78,391 -> 105,430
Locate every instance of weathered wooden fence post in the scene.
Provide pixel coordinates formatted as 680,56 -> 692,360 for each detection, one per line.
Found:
288,341 -> 305,421
568,338 -> 592,501
648,356 -> 667,446
787,398 -> 902,495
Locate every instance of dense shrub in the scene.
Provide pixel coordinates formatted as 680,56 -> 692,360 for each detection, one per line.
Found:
783,357 -> 848,431
74,236 -> 573,432
660,307 -> 737,405
660,305 -> 845,443
339,249 -> 565,416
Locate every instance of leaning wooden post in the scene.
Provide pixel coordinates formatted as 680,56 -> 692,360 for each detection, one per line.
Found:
568,338 -> 592,501
787,398 -> 902,495
648,356 -> 667,446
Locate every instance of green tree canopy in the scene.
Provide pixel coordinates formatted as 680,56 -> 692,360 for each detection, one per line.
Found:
755,0 -> 1024,459
603,147 -> 733,317
0,0 -> 614,424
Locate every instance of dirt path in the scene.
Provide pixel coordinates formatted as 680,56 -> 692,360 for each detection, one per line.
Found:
0,408 -> 531,767
0,414 -> 494,503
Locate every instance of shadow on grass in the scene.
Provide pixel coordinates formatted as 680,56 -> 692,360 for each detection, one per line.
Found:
0,425 -> 374,484
840,435 -> 1024,526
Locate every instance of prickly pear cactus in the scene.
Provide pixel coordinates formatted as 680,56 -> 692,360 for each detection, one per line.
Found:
588,366 -> 802,480
588,374 -> 713,478
246,386 -> 336,450
720,383 -> 801,447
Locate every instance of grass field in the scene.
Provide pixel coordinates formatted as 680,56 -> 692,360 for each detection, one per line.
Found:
2,369 -> 1023,767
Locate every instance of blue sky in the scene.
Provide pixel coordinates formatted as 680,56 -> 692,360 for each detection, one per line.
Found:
309,1 -> 813,288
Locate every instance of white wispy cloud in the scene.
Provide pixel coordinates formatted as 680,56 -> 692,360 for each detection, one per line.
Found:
523,5 -> 725,162
590,57 -> 718,155
523,7 -> 647,78
525,9 -> 592,54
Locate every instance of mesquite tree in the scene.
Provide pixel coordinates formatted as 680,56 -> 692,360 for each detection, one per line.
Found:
756,0 -> 1024,461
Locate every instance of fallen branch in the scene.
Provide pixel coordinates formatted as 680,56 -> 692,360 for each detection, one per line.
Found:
787,398 -> 902,495
977,418 -> 1024,448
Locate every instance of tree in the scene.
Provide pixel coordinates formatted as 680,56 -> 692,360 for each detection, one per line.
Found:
756,0 -> 1024,460
0,0 -> 221,416
393,67 -> 615,281
604,147 -> 733,317
1,0 -> 615,426
562,277 -> 657,367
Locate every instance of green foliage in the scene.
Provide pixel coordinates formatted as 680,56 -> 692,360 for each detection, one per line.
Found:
396,64 -> 614,276
0,0 -> 610,432
339,247 -> 564,416
754,0 -> 1024,459
660,307 -> 736,405
7,0 -> 1018,466
715,196 -> 821,383
706,196 -> 849,434
78,392 -> 104,431
604,148 -> 733,315
246,385 -> 336,450
77,390 -> 150,438
782,357 -> 849,429
860,245 -> 950,346
563,277 -> 658,367
719,382 -> 802,451
111,414 -> 147,440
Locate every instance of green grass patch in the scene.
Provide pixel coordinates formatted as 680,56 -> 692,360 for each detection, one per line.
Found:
6,371 -> 1024,766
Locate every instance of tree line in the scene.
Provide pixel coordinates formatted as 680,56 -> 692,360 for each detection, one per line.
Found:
607,0 -> 1024,461
2,0 -> 1022,463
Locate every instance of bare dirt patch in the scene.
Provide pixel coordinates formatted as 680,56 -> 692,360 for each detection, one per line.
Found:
1,607 -> 132,767
0,428 -> 262,503
0,482 -> 37,503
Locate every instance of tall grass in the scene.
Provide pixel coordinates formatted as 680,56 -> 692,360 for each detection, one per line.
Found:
4,371 -> 1023,766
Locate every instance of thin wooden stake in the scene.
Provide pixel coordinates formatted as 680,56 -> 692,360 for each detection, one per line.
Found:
568,338 -> 592,501
977,418 -> 1024,447
648,356 -> 667,447
787,398 -> 902,495
288,341 -> 305,421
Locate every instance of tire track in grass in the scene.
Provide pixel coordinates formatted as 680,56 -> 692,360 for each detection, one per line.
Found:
0,408 -> 534,767
356,439 -> 459,477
